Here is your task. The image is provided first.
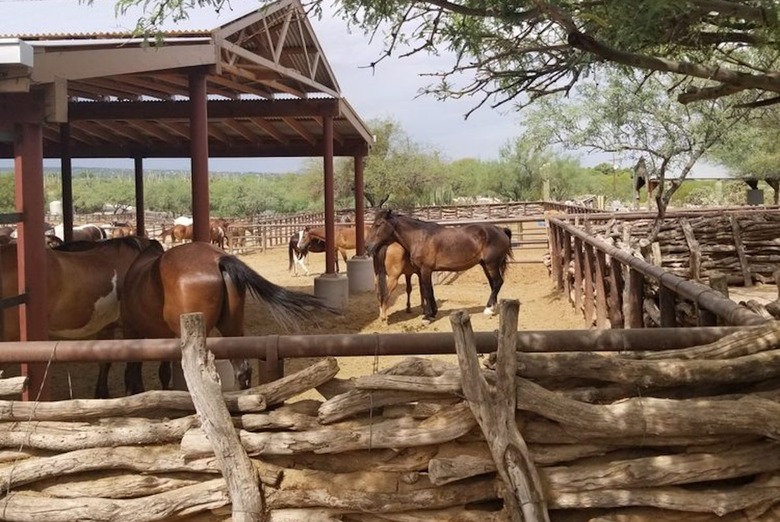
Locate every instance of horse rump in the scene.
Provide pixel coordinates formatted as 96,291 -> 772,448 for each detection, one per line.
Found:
219,255 -> 337,330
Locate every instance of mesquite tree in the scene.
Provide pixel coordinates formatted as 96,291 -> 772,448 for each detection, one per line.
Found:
524,68 -> 752,239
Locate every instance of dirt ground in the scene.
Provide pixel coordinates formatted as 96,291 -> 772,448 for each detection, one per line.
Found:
33,239 -> 585,400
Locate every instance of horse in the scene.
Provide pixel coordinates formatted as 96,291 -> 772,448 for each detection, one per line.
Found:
1,237 -> 153,396
0,227 -> 13,246
226,222 -> 250,253
366,209 -> 513,323
210,219 -> 229,250
288,229 -> 327,276
51,223 -> 108,243
118,240 -> 335,396
111,221 -> 136,238
157,224 -> 192,245
373,241 -> 423,323
297,225 -> 369,272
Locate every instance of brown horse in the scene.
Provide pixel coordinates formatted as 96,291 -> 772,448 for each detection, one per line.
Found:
373,242 -> 423,322
111,221 -> 136,238
288,229 -> 327,276
118,240 -> 335,395
366,209 -> 513,323
1,236 -> 151,343
298,225 -> 369,272
158,224 -> 192,246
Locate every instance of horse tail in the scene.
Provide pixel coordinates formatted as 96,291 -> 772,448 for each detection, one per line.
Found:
287,240 -> 296,271
501,228 -> 514,277
373,244 -> 389,304
219,255 -> 336,330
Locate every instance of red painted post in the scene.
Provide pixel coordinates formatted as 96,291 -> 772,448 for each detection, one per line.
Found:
189,68 -> 210,243
15,122 -> 50,400
134,156 -> 145,237
59,123 -> 74,242
323,115 -> 336,274
354,155 -> 366,256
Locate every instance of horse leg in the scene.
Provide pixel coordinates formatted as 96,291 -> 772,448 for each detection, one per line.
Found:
404,273 -> 413,313
95,363 -> 111,399
420,268 -> 437,323
124,362 -> 145,395
480,262 -> 505,315
217,279 -> 252,390
159,362 -> 172,390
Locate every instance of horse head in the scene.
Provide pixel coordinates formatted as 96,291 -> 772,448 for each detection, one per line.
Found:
366,208 -> 397,256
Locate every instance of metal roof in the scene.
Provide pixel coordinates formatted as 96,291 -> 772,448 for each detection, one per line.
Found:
0,0 -> 373,159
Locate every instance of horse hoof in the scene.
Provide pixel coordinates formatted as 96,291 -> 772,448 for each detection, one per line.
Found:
483,306 -> 495,316
421,317 -> 433,325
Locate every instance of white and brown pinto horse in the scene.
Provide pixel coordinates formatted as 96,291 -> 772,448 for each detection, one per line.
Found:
0,237 -> 152,396
288,229 -> 327,276
366,209 -> 513,323
297,225 -> 369,273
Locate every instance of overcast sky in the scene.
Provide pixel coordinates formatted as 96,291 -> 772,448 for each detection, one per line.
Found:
0,0 -> 526,173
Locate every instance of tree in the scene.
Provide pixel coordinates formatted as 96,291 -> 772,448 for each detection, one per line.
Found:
710,110 -> 780,204
524,68 -> 751,238
115,0 -> 780,112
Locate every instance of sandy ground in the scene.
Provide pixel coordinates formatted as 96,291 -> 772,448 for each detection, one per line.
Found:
28,239 -> 586,400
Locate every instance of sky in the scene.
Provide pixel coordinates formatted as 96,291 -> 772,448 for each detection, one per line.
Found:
0,0 -> 526,174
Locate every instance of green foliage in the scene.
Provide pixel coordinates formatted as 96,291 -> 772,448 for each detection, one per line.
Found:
0,173 -> 14,213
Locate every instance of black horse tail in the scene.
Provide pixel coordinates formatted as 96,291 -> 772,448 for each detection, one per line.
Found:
219,255 -> 337,330
500,228 -> 514,277
373,244 -> 390,305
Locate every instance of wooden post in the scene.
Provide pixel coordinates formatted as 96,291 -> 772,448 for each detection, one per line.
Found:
563,231 -> 572,303
451,301 -> 550,522
594,250 -> 608,328
730,216 -> 752,287
180,313 -> 265,522
573,238 -> 583,311
658,286 -> 677,327
626,269 -> 644,329
582,243 -> 595,326
679,218 -> 701,282
607,259 -> 625,329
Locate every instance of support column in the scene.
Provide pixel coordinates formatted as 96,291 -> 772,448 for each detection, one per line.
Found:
189,68 -> 210,243
313,114 -> 348,310
59,123 -> 73,242
15,122 -> 49,400
354,156 -> 366,256
346,154 -> 374,293
134,156 -> 145,236
323,114 -> 336,274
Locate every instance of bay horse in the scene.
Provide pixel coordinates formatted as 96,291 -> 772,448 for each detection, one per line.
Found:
158,224 -> 192,246
366,209 -> 513,323
288,229 -> 327,276
297,225 -> 369,273
119,240 -> 335,395
373,242 -> 423,323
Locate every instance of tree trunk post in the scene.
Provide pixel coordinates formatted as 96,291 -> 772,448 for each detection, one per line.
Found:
451,301 -> 550,522
180,313 -> 266,522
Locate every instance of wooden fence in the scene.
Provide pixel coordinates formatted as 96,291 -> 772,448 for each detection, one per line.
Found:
546,209 -> 779,328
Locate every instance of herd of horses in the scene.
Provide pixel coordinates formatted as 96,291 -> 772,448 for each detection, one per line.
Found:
0,210 -> 513,397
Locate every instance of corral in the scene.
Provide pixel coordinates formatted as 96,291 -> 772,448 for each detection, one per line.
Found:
0,202 -> 779,521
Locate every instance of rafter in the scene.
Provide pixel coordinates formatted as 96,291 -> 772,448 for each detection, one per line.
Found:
246,117 -> 289,144
283,116 -> 317,145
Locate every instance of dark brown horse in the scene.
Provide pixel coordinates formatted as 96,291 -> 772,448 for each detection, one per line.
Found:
297,225 -> 369,272
373,242 -> 423,322
288,229 -> 327,276
118,240 -> 334,396
366,209 -> 513,323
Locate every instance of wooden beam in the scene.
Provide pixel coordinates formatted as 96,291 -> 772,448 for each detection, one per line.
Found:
246,117 -> 289,144
283,116 -> 317,145
68,98 -> 340,120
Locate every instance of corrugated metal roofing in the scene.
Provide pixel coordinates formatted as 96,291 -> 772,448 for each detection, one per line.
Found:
0,0 -> 261,38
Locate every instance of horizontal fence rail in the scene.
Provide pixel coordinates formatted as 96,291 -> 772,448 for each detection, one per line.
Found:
0,326 -> 747,363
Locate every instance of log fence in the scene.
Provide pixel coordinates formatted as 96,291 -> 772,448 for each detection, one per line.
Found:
547,213 -> 775,328
0,312 -> 777,520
